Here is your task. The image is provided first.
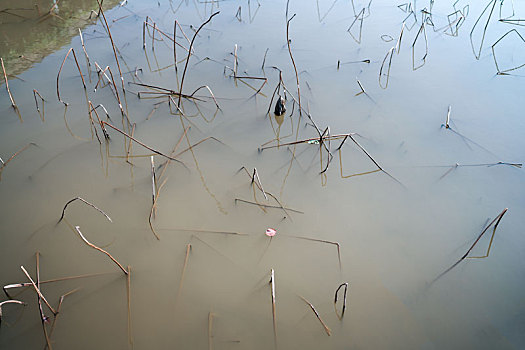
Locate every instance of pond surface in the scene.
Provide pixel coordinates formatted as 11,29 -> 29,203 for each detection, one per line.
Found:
1,0 -> 525,349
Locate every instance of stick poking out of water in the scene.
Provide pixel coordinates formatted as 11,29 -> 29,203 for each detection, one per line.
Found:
270,269 -> 277,349
334,282 -> 348,320
0,300 -> 26,326
1,57 -> 17,109
178,11 -> 220,108
430,208 -> 508,285
299,295 -> 331,336
74,226 -> 128,275
20,266 -> 57,315
58,197 -> 112,223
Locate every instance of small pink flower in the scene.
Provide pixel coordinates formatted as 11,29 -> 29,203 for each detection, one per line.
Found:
265,228 -> 276,237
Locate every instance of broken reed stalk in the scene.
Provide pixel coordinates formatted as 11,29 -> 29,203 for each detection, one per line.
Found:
36,253 -> 53,350
147,127 -> 190,240
0,143 -> 36,174
89,101 -> 110,140
78,28 -> 90,68
286,11 -> 303,120
101,121 -> 186,166
270,269 -> 277,349
158,126 -> 190,180
126,123 -> 136,162
74,226 -> 128,275
445,105 -> 451,129
431,208 -> 508,285
379,47 -> 395,89
189,86 -> 221,109
58,197 -> 112,223
176,244 -> 192,302
334,282 -> 348,320
127,266 -> 133,346
178,11 -> 220,108
150,156 -> 157,218
239,166 -> 293,218
251,168 -> 268,200
299,295 -> 331,336
33,89 -> 45,120
208,311 -> 214,350
338,134 -> 405,187
234,199 -> 304,214
286,235 -> 341,269
96,0 -> 125,91
173,20 -> 178,73
233,44 -> 238,77
20,266 -> 57,315
148,176 -> 167,240
3,272 -> 111,298
0,300 -> 26,325
1,57 -> 17,109
56,48 -> 86,105
48,288 -> 79,339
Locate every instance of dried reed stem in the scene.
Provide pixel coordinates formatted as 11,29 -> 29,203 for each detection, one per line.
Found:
286,10 -> 303,119
1,57 -> 17,108
0,300 -> 25,325
78,28 -> 90,67
270,269 -> 277,349
445,105 -> 451,129
97,0 -> 125,91
56,48 -> 86,105
58,197 -> 112,223
48,288 -> 79,339
150,156 -> 157,218
234,199 -> 304,213
0,143 -> 36,180
3,272 -> 110,298
299,295 -> 331,336
208,311 -> 214,350
178,11 -> 220,108
101,121 -> 186,166
176,244 -> 192,302
33,89 -> 45,120
74,226 -> 128,275
189,85 -> 221,109
127,266 -> 133,346
37,253 -> 53,350
287,235 -> 341,269
431,208 -> 508,285
334,282 -> 348,320
20,266 -> 57,315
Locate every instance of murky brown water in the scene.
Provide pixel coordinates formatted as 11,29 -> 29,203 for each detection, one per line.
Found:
1,0 -> 525,349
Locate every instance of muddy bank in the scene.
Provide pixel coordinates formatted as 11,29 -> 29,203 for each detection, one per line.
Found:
0,0 -> 118,78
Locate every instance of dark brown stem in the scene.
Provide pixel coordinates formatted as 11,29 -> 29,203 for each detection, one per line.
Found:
58,197 -> 112,223
178,11 -> 220,108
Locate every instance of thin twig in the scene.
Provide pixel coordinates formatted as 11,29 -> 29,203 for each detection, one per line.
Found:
299,295 -> 331,336
74,226 -> 128,275
101,121 -> 187,166
430,208 -> 508,285
178,11 -> 220,108
58,197 -> 112,223
20,266 -> 57,315
0,300 -> 26,325
334,282 -> 348,320
1,57 -> 17,109
270,269 -> 277,349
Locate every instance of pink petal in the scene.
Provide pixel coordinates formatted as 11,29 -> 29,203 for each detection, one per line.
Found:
265,228 -> 276,237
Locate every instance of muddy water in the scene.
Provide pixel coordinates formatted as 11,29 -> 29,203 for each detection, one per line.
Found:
1,0 -> 525,349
